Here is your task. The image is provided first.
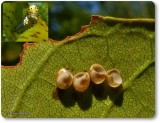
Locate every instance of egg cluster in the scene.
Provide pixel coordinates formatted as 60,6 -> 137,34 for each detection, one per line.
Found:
56,64 -> 122,92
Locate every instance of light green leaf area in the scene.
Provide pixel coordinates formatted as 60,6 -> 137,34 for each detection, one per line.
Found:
2,16 -> 155,118
16,19 -> 48,42
2,2 -> 28,41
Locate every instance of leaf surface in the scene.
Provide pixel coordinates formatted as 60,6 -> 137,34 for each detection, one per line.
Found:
1,16 -> 155,118
2,2 -> 28,41
16,19 -> 48,42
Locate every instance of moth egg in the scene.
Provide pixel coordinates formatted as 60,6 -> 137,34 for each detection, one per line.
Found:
106,69 -> 122,88
56,68 -> 73,89
73,72 -> 90,92
89,64 -> 106,84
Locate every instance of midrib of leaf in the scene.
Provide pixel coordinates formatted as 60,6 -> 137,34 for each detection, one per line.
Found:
101,58 -> 154,117
102,16 -> 154,23
123,59 -> 154,90
11,44 -> 59,114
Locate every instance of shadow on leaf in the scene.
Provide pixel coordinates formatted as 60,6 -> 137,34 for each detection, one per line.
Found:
56,86 -> 76,108
108,85 -> 124,107
52,83 -> 124,110
91,82 -> 109,100
73,85 -> 92,111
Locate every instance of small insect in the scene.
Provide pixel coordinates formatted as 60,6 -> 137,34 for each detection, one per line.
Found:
27,5 -> 39,20
15,5 -> 39,33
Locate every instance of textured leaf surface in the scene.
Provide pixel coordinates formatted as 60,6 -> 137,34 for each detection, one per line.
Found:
16,19 -> 48,42
1,16 -> 155,118
2,2 -> 28,41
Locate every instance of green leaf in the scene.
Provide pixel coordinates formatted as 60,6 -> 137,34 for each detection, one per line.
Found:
2,2 -> 28,41
1,16 -> 155,118
16,19 -> 48,42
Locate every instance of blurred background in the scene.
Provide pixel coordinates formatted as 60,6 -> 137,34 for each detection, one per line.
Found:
1,42 -> 24,66
2,1 -> 155,66
49,1 -> 155,40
